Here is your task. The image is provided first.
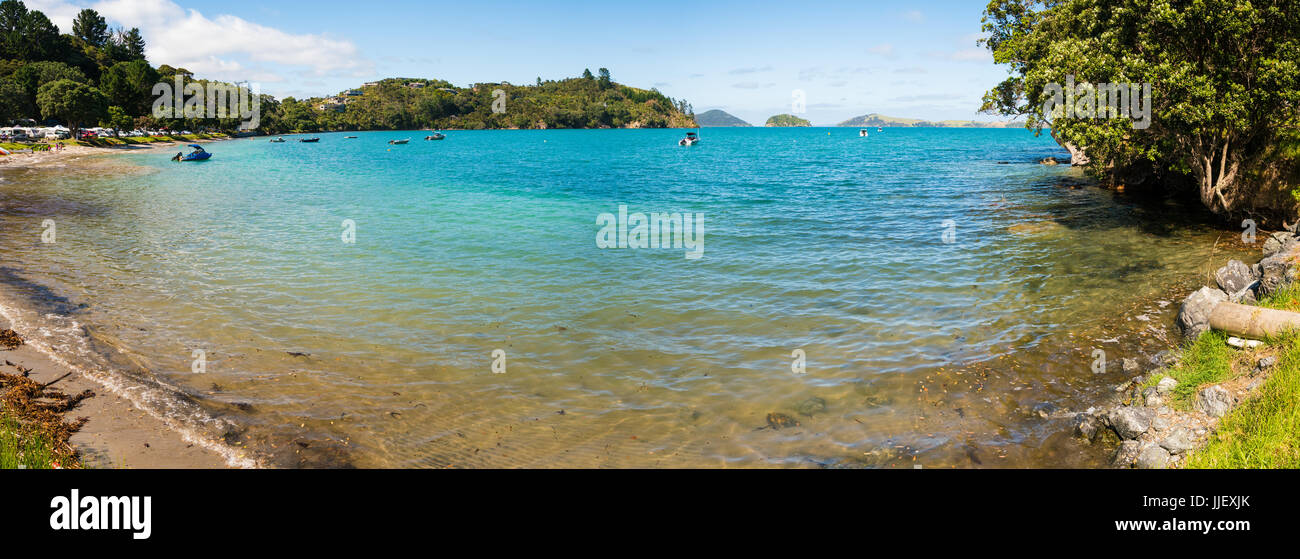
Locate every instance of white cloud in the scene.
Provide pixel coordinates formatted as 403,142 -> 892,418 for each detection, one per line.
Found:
949,48 -> 992,63
29,0 -> 372,86
902,10 -> 925,23
868,44 -> 895,57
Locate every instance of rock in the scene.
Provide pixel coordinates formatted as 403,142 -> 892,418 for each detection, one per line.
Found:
1257,253 -> 1292,297
1151,351 -> 1178,367
1215,260 -> 1257,294
1262,232 -> 1296,257
1075,412 -> 1103,442
1141,387 -> 1165,408
1160,428 -> 1195,455
1257,356 -> 1278,370
1135,444 -> 1171,469
1194,386 -> 1233,418
1112,440 -> 1142,468
1156,376 -> 1178,395
794,397 -> 827,417
1121,358 -> 1140,374
1106,406 -> 1153,440
1178,287 -> 1228,339
1040,156 -> 1060,166
1152,415 -> 1170,430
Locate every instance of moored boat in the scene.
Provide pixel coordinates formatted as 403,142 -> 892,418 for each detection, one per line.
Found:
389,139 -> 410,145
173,144 -> 212,162
300,137 -> 321,143
679,131 -> 700,146
425,132 -> 446,141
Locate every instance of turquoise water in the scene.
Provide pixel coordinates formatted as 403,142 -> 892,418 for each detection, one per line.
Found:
0,128 -> 1248,467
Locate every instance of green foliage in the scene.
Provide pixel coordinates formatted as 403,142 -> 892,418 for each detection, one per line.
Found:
258,75 -> 694,134
72,8 -> 108,47
981,0 -> 1300,220
99,59 -> 159,115
765,114 -> 811,127
36,78 -> 107,130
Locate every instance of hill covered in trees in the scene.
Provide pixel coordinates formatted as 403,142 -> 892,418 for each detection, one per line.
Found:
837,113 -> 1023,128
695,109 -> 750,127
765,114 -> 811,127
269,70 -> 697,133
0,1 -> 696,137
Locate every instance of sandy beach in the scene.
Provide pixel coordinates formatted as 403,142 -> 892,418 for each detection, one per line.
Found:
1,138 -> 237,469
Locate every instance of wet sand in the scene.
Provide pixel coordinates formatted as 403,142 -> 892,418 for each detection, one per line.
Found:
0,312 -> 228,468
2,139 -> 237,469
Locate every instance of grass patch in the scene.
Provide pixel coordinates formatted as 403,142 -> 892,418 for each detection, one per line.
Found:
1143,330 -> 1236,408
0,413 -> 69,469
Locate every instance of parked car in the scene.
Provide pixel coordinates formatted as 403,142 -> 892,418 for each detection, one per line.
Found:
80,130 -> 98,139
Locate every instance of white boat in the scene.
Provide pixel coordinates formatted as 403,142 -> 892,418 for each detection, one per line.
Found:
859,129 -> 869,137
679,131 -> 700,146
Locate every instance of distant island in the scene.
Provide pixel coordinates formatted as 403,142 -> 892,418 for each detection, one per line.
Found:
695,109 -> 751,127
838,113 -> 1024,128
281,70 -> 696,132
765,114 -> 812,127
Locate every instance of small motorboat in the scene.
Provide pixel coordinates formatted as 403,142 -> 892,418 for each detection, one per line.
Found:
300,137 -> 321,143
389,139 -> 410,145
425,132 -> 446,141
174,144 -> 211,162
269,137 -> 285,143
679,131 -> 700,146
859,129 -> 869,137
344,136 -> 358,139
877,127 -> 883,132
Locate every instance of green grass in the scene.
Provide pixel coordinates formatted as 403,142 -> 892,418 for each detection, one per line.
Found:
1143,330 -> 1236,408
0,414 -> 66,469
1185,334 -> 1300,468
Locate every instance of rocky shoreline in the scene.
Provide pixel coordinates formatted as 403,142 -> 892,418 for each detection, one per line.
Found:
1072,230 -> 1300,468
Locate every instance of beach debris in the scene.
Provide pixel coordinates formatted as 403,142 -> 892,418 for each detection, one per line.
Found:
287,351 -> 311,358
1226,337 -> 1264,349
0,329 -> 24,350
0,368 -> 94,468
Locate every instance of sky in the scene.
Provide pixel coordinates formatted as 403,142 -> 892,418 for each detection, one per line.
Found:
26,0 -> 1014,125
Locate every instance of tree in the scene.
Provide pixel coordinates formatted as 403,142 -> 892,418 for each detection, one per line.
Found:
100,59 -> 159,115
582,68 -> 594,80
120,28 -> 146,60
36,79 -> 107,134
72,8 -> 109,47
0,77 -> 31,121
597,68 -> 611,90
980,0 -> 1300,221
0,2 -> 60,61
103,105 -> 132,136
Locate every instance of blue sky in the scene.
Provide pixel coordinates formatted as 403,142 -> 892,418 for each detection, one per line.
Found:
28,0 -> 1012,124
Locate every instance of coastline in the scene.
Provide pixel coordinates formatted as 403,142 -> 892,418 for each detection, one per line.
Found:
1,138 -> 239,469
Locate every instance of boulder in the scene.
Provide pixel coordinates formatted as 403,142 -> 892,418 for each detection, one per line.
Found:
1040,156 -> 1060,166
1257,356 -> 1278,371
1178,287 -> 1228,339
1112,440 -> 1142,468
1141,387 -> 1165,408
1194,386 -> 1233,418
1106,406 -> 1153,440
1215,260 -> 1257,294
1156,376 -> 1178,395
1256,253 -> 1295,297
1121,358 -> 1140,374
1160,428 -> 1195,455
1074,412 -> 1102,442
1135,444 -> 1171,469
1262,232 -> 1296,258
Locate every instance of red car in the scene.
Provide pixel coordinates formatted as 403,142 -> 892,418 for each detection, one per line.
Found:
80,131 -> 98,139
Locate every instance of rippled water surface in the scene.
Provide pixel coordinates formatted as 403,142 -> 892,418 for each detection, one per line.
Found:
0,128 -> 1252,467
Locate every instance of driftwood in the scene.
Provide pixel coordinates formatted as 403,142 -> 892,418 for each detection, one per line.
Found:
1209,302 -> 1300,339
